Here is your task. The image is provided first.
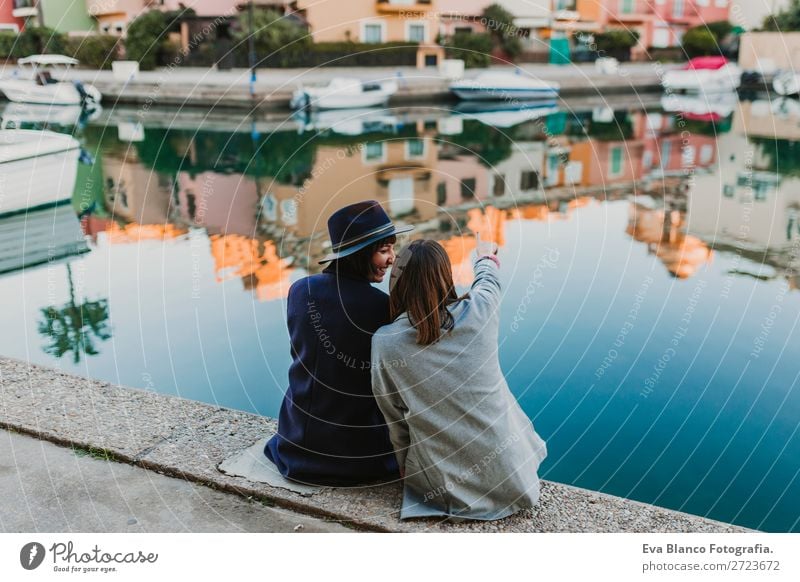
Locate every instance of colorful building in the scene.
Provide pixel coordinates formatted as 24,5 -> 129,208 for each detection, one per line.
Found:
0,1 -> 25,33
571,0 -> 731,55
12,0 -> 94,33
294,0 -> 444,67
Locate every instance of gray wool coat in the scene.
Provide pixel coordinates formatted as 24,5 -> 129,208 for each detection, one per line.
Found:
371,256 -> 547,520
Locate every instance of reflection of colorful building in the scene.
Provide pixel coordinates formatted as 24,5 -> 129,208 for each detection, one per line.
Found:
262,135 -> 438,266
209,235 -> 293,302
689,132 -> 800,254
175,171 -> 261,237
102,149 -> 176,226
626,203 -> 713,279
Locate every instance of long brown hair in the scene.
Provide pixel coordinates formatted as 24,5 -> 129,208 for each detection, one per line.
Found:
389,239 -> 466,345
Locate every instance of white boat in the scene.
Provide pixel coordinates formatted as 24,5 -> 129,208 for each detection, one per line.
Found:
290,77 -> 398,110
661,56 -> 741,93
773,71 -> 800,97
449,71 -> 560,101
660,91 -> 738,119
0,129 -> 81,216
0,55 -> 102,107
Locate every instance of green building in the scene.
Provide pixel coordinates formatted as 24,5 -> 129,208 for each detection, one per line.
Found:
13,0 -> 94,33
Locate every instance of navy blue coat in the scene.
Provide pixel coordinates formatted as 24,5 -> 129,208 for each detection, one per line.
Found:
264,266 -> 400,485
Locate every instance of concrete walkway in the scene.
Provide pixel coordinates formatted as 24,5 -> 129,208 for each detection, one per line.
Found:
0,356 -> 752,533
0,427 -> 350,533
0,62 -> 673,109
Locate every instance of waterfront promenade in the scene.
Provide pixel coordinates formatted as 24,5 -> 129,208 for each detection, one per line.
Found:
0,356 -> 751,533
0,62 -> 674,110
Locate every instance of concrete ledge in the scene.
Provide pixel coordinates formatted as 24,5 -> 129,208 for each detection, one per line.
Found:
0,356 -> 752,533
62,65 -> 671,111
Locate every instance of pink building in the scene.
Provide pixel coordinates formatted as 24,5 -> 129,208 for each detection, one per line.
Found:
574,0 -> 731,52
1,1 -> 25,32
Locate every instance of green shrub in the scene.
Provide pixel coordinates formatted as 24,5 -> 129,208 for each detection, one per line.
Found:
125,10 -> 170,70
16,26 -> 66,57
594,29 -> 639,53
65,35 -> 121,69
682,28 -> 719,58
444,32 -> 492,68
234,8 -> 310,67
481,3 -> 523,59
0,31 -> 17,58
233,40 -> 419,68
703,20 -> 734,41
761,0 -> 800,31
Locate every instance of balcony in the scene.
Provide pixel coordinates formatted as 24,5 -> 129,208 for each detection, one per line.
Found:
12,0 -> 37,18
377,0 -> 433,14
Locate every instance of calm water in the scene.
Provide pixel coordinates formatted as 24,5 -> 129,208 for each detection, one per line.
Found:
1,95 -> 798,532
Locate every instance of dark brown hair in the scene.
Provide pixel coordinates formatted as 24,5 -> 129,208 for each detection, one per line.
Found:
324,235 -> 396,280
389,239 -> 466,345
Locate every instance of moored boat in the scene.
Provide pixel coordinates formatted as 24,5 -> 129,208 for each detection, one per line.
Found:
661,56 -> 742,93
449,71 -> 560,101
0,55 -> 102,107
290,77 -> 398,110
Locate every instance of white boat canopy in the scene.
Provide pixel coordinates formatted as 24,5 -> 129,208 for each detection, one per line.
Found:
17,54 -> 79,66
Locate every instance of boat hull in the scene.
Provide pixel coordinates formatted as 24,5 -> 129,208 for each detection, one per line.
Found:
0,79 -> 103,106
662,67 -> 742,93
0,130 -> 81,216
451,86 -> 560,101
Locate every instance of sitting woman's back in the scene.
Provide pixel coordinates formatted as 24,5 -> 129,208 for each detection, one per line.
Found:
371,239 -> 547,520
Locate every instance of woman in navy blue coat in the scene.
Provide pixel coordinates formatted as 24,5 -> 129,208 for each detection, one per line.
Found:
264,200 -> 413,485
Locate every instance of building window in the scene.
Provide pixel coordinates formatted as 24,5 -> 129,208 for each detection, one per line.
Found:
406,21 -> 426,43
609,146 -> 624,177
437,181 -> 446,205
642,149 -> 653,170
460,178 -> 476,199
361,21 -> 385,44
619,0 -> 635,14
714,0 -> 728,6
405,138 -> 426,159
493,174 -> 506,196
723,184 -> 734,198
660,140 -> 672,168
454,26 -> 473,35
520,171 -> 539,191
699,144 -> 714,165
697,0 -> 709,6
363,141 -> 385,163
653,27 -> 670,48
673,0 -> 684,18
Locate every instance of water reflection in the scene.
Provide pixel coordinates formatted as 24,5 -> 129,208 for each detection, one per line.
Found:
2,95 -> 799,532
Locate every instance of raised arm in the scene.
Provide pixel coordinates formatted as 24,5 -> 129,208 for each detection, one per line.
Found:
469,232 -> 501,309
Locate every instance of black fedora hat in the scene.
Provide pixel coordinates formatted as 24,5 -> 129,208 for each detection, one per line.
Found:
319,200 -> 414,264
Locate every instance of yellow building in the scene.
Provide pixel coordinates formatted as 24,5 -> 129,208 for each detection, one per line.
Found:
295,0 -> 444,67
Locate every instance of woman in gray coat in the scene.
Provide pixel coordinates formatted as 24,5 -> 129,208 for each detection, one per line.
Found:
370,237 -> 547,520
